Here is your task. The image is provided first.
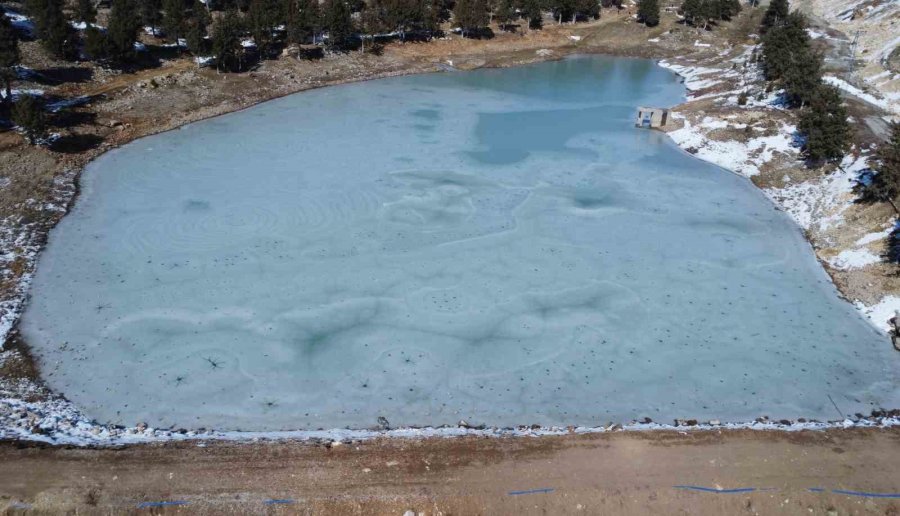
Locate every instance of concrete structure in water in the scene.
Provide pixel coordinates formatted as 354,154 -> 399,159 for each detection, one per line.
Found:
635,107 -> 669,128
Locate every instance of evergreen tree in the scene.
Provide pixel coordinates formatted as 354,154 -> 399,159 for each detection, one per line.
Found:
494,0 -> 514,30
36,0 -> 75,59
185,0 -> 210,52
761,10 -> 808,81
75,0 -> 98,24
718,0 -> 740,20
680,0 -> 701,25
323,0 -> 353,49
12,95 -> 46,144
83,25 -> 111,60
140,0 -> 163,32
0,13 -> 19,107
522,0 -> 543,29
454,0 -> 488,35
886,225 -> 900,263
782,45 -> 822,107
552,0 -> 577,23
637,0 -> 658,26
862,123 -> 900,213
211,8 -> 243,69
163,0 -> 187,43
575,0 -> 599,20
107,0 -> 142,62
797,84 -> 851,164
295,0 -> 322,44
761,0 -> 787,32
424,0 -> 448,34
248,0 -> 282,56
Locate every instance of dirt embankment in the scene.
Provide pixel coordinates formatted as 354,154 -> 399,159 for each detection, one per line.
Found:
3,427 -> 900,514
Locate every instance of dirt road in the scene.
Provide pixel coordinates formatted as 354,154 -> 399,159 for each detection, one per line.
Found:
2,428 -> 900,514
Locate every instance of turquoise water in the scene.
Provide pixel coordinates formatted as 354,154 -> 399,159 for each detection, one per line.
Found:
20,56 -> 900,430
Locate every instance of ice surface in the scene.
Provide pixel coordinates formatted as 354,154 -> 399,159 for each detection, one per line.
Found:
20,56 -> 900,431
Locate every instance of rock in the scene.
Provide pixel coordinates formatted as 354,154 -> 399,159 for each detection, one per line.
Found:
135,422 -> 148,432
536,49 -> 553,57
708,419 -> 721,426
377,416 -> 390,430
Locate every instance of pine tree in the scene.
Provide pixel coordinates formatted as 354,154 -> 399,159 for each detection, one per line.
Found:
782,45 -> 822,107
454,0 -> 487,36
163,0 -> 187,43
140,0 -> 163,32
424,0 -> 447,34
717,0 -> 740,20
248,0 -> 282,57
12,95 -> 46,144
185,0 -> 210,52
107,0 -> 142,63
522,0 -> 543,29
297,0 -> 322,44
83,25 -> 111,60
637,0 -> 658,26
323,0 -> 353,49
494,0 -> 514,30
862,123 -> 900,213
761,10 -> 808,81
797,84 -> 851,165
575,0 -> 599,20
211,8 -> 243,69
75,0 -> 98,24
0,13 -> 19,107
761,0 -> 787,32
38,0 -> 75,59
552,0 -> 576,23
680,0 -> 700,25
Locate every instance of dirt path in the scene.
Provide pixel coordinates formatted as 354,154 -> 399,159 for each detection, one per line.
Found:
2,428 -> 900,514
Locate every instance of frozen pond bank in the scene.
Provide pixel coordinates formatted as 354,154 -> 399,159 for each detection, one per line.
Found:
20,56 -> 900,431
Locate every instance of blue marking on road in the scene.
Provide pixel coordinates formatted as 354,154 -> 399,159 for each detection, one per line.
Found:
508,488 -> 555,496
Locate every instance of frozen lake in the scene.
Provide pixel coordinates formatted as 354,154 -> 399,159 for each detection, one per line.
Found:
21,56 -> 900,431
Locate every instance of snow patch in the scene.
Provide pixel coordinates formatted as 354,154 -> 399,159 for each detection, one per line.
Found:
856,296 -> 900,333
828,248 -> 881,270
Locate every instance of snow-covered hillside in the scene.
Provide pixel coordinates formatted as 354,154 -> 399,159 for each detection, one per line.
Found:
797,0 -> 900,116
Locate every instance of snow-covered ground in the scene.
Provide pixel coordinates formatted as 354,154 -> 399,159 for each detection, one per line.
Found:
796,0 -> 900,116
